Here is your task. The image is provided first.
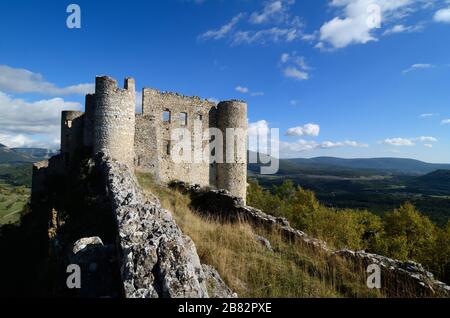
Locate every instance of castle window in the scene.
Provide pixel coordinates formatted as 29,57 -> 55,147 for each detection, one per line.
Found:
198,114 -> 203,121
164,140 -> 171,156
65,120 -> 72,128
180,112 -> 187,126
163,110 -> 171,123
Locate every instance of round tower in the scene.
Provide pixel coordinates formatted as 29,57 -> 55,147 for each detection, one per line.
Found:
216,100 -> 248,203
93,76 -> 136,167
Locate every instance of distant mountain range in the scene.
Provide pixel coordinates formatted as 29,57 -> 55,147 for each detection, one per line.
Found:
0,143 -> 57,164
249,153 -> 450,176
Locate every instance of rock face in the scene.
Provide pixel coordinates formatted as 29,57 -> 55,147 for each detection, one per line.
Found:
170,181 -> 450,298
97,155 -> 235,298
334,250 -> 450,297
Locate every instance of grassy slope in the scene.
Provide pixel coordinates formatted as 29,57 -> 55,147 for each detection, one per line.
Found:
0,183 -> 30,226
137,172 -> 382,298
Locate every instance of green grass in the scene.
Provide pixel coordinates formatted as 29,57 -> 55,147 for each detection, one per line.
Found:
137,172 -> 383,298
0,183 -> 30,226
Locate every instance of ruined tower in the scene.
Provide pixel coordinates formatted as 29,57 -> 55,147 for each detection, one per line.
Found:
216,100 -> 248,203
61,110 -> 84,167
93,76 -> 136,167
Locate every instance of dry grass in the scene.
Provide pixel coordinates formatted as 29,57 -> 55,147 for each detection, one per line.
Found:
137,172 -> 383,298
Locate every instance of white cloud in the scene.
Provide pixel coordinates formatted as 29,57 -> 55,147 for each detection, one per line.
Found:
0,65 -> 94,95
280,139 -> 368,156
200,1 -> 308,45
383,137 -> 415,146
280,52 -> 310,80
0,92 -> 82,148
250,1 -> 285,24
415,136 -> 437,142
419,113 -> 437,118
286,124 -> 320,137
403,63 -> 435,73
249,120 -> 367,157
442,119 -> 450,125
317,0 -> 431,49
434,7 -> 450,23
235,86 -> 249,93
199,13 -> 244,40
424,143 -> 433,148
383,23 -> 424,35
383,135 -> 438,146
235,86 -> 264,96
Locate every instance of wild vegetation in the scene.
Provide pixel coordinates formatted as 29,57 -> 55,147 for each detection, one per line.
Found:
138,172 -> 392,298
247,179 -> 450,284
0,183 -> 30,226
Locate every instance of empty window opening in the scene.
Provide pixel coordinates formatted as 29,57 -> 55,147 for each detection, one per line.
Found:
180,112 -> 187,126
164,140 -> 171,156
163,110 -> 171,123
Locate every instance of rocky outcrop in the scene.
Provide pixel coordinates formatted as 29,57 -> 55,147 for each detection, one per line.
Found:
170,181 -> 450,298
169,181 -> 329,251
334,250 -> 450,297
97,155 -> 235,298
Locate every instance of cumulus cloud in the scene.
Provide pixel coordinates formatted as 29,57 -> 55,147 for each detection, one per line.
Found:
434,7 -> 450,23
0,65 -> 94,96
0,92 -> 82,148
280,52 -> 310,80
317,0 -> 433,49
442,119 -> 450,125
285,124 -> 320,137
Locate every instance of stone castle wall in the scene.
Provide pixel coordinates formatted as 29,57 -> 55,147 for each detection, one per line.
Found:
46,75 -> 248,201
138,88 -> 217,187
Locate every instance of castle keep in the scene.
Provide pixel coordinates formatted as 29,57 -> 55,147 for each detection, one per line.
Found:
58,76 -> 248,201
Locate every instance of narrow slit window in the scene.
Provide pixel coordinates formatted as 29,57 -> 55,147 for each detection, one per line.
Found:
180,112 -> 187,126
163,110 -> 171,123
164,140 -> 171,156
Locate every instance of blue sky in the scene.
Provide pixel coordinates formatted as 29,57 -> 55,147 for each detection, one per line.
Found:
0,0 -> 449,162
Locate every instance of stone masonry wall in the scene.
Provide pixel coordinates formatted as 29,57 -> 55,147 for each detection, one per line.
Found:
139,88 -> 216,186
94,77 -> 136,168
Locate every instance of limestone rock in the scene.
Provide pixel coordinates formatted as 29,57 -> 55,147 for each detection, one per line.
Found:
202,264 -> 237,298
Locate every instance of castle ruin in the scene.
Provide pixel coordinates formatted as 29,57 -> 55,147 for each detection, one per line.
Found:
58,76 -> 248,201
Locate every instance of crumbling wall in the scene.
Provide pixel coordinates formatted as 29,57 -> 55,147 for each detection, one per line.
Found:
140,88 -> 215,186
61,111 -> 84,167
